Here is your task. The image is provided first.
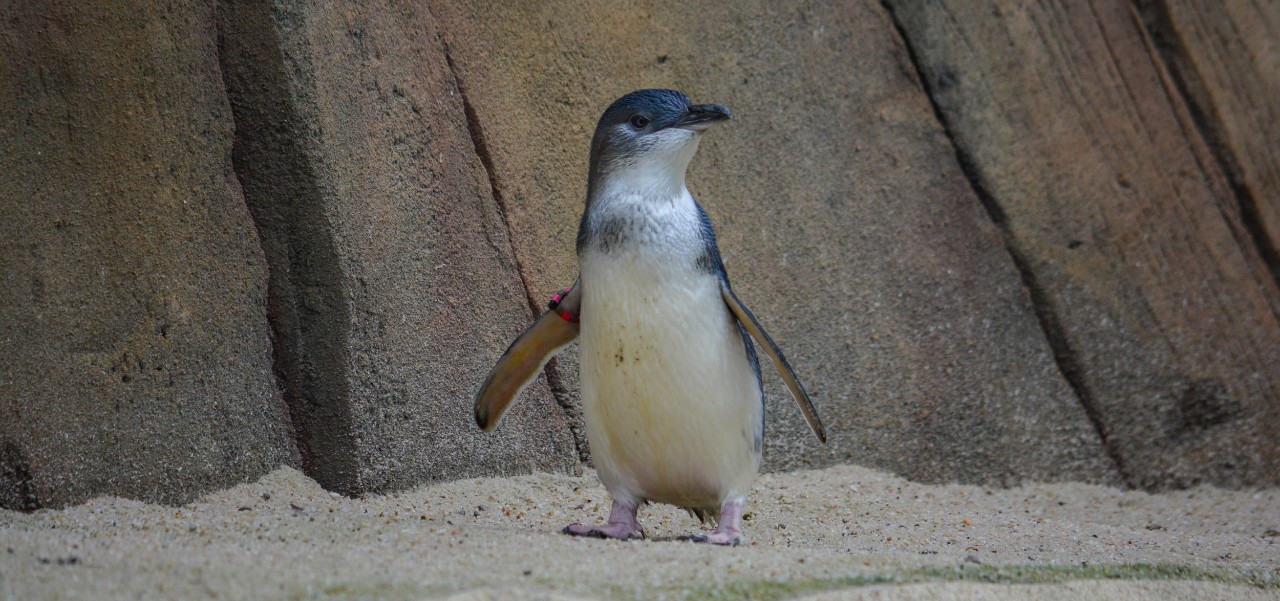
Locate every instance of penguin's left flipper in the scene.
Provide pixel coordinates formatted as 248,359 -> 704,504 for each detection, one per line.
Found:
474,282 -> 582,432
721,283 -> 827,443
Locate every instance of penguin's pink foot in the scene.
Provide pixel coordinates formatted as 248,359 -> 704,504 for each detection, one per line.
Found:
563,499 -> 644,540
685,501 -> 745,546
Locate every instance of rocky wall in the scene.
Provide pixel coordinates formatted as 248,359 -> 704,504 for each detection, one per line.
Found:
3,0 -> 1276,507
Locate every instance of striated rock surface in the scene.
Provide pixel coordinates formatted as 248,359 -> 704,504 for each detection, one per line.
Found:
3,0 -> 1278,506
428,0 -> 1119,485
0,0 -> 295,507
886,0 -> 1280,488
218,0 -> 577,494
1136,0 -> 1280,284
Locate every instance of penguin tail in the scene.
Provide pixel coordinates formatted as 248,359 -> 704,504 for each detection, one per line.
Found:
686,507 -> 718,526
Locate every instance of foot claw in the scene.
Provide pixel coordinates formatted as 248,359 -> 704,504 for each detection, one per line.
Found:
705,532 -> 742,546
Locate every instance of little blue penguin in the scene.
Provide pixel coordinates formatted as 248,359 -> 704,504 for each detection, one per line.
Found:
474,89 -> 825,545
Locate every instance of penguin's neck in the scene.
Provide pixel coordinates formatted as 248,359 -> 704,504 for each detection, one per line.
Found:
594,158 -> 689,202
588,135 -> 700,203
581,177 -> 702,260
593,178 -> 692,216
580,140 -> 709,258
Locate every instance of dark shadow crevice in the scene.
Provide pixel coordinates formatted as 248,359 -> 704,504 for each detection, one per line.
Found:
879,1 -> 1133,487
0,441 -> 40,511
215,0 -> 361,494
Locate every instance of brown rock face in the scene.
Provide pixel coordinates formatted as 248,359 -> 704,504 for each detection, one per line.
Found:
885,0 -> 1280,488
217,0 -> 577,494
0,1 -> 295,507
1136,0 -> 1280,285
4,0 -> 1277,506
428,0 -> 1119,486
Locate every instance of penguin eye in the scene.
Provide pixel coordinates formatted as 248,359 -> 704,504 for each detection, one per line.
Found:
629,114 -> 650,129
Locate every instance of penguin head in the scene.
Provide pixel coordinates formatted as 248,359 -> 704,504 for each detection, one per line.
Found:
587,89 -> 732,196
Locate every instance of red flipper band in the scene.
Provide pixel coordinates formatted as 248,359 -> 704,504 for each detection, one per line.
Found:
549,288 -> 577,322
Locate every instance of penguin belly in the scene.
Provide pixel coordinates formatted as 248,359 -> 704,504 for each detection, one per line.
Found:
579,253 -> 762,510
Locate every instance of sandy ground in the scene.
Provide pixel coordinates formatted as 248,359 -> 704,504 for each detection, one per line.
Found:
1,464 -> 1277,600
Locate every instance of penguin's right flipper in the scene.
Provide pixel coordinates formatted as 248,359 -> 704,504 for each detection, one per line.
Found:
474,281 -> 581,431
720,283 -> 827,443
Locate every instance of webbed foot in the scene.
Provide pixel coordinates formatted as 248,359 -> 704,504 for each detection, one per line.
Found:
683,500 -> 744,546
562,499 -> 644,540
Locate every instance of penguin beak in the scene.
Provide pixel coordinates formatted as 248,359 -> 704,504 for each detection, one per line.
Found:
672,103 -> 732,132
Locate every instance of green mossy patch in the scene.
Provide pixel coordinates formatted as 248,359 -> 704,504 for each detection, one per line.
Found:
677,562 -> 1280,601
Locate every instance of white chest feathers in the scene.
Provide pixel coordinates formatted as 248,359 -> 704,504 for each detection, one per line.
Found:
578,193 -> 763,509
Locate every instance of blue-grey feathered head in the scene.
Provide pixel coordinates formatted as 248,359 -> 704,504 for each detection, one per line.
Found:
587,89 -> 731,198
